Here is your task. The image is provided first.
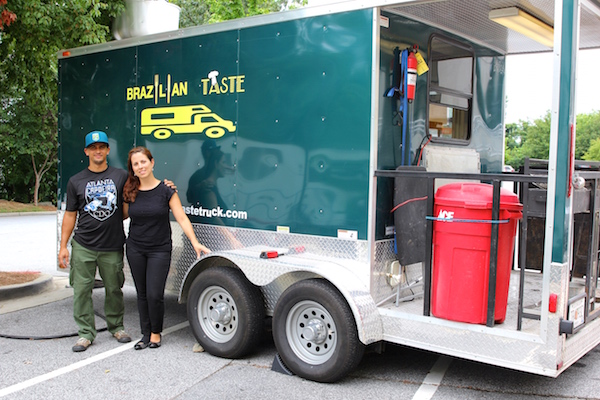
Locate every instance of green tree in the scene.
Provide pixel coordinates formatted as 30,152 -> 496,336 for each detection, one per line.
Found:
583,138 -> 600,161
171,0 -> 306,27
504,115 -> 551,171
171,0 -> 210,27
519,112 -> 552,162
576,110 -> 600,160
504,122 -> 525,169
0,0 -> 125,204
505,110 -> 600,169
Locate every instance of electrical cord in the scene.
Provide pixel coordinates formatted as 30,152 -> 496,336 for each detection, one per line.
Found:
413,134 -> 432,166
0,286 -> 110,340
0,310 -> 109,340
390,196 -> 428,214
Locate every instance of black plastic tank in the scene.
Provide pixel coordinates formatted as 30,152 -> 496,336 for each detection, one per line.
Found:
393,166 -> 427,265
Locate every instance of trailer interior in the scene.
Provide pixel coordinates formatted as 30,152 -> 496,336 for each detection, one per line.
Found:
371,0 -> 600,376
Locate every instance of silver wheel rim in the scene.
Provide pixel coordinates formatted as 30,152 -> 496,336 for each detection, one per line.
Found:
285,300 -> 336,365
198,285 -> 238,343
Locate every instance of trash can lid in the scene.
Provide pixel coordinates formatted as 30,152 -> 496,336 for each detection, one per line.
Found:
435,182 -> 522,210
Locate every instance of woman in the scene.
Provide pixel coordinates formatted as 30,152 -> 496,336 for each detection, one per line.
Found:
123,146 -> 210,350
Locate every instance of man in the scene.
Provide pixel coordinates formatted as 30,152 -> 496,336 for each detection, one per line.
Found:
58,131 -> 132,352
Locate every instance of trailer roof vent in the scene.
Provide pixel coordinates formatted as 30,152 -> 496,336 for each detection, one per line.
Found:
113,0 -> 181,40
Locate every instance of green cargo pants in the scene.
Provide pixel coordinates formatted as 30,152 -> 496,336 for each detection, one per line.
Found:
69,240 -> 126,341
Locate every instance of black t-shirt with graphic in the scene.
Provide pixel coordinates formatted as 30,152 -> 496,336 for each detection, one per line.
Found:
66,166 -> 128,251
126,182 -> 176,252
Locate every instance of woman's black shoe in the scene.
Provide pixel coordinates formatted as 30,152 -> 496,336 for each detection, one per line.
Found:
134,341 -> 148,350
134,336 -> 150,350
149,334 -> 161,348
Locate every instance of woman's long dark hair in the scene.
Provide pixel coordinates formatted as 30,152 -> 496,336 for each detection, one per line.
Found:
123,146 -> 153,203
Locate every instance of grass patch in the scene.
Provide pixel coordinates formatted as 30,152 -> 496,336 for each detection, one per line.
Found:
0,200 -> 56,213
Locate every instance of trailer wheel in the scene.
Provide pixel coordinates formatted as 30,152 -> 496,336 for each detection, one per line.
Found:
187,266 -> 264,359
272,279 -> 364,382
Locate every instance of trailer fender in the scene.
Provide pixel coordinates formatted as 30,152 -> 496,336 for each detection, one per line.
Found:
266,270 -> 382,345
179,251 -> 382,345
178,254 -> 236,304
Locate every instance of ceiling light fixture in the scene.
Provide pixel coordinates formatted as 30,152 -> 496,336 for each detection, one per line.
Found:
489,7 -> 554,48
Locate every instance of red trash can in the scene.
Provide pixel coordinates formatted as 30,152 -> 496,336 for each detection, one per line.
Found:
431,182 -> 522,324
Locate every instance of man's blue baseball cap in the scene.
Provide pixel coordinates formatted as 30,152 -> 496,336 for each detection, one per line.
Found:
85,131 -> 109,148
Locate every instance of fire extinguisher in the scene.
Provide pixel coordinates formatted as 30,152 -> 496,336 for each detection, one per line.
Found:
384,46 -> 419,166
406,50 -> 417,103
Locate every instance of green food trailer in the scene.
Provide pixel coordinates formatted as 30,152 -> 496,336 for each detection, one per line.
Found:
58,0 -> 600,383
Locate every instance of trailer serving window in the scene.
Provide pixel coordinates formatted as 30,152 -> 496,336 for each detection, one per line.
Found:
427,36 -> 474,141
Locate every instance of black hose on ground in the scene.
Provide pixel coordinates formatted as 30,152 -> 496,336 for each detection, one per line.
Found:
0,307 -> 109,340
0,280 -> 114,340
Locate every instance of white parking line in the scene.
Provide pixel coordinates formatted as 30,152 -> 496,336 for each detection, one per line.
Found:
412,356 -> 453,400
0,321 -> 189,398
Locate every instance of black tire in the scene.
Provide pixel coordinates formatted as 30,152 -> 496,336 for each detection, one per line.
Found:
187,266 -> 264,359
272,279 -> 365,383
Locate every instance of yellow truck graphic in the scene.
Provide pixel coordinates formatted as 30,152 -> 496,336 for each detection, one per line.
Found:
140,104 -> 236,140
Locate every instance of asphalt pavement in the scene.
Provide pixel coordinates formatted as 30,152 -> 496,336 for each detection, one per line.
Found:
2,213 -> 600,400
0,214 -> 429,400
